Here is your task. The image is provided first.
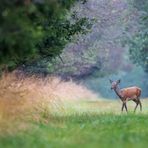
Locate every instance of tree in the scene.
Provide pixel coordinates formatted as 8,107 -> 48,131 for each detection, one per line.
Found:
0,0 -> 90,71
128,0 -> 148,72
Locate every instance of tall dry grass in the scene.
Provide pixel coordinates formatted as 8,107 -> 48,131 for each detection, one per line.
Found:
0,71 -> 98,132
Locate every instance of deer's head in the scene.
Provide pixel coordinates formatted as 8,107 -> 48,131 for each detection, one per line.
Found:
109,79 -> 121,90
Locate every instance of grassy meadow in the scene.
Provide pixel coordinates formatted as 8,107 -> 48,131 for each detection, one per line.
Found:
0,73 -> 148,148
0,0 -> 147,148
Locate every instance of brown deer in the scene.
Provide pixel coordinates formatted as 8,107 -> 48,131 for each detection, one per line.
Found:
109,79 -> 142,112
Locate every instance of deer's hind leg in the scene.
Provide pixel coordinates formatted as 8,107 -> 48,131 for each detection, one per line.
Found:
133,99 -> 140,112
138,99 -> 142,111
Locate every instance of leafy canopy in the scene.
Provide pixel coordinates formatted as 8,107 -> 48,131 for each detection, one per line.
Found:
0,0 -> 90,71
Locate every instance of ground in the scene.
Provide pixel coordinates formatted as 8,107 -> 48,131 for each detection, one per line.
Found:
0,99 -> 148,148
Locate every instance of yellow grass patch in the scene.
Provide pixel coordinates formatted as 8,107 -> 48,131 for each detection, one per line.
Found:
0,71 -> 99,132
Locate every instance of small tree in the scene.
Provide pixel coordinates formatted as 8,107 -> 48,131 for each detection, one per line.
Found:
128,0 -> 148,72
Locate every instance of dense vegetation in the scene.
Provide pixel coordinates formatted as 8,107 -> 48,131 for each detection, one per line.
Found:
0,0 -> 147,97
128,0 -> 148,72
0,0 -> 147,76
0,0 -> 90,71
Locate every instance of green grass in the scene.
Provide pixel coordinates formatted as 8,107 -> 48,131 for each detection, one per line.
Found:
0,113 -> 148,148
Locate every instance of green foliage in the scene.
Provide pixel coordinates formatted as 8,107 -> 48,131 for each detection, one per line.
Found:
128,0 -> 148,72
0,0 -> 90,71
129,35 -> 148,72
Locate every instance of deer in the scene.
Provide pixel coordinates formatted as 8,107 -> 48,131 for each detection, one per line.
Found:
109,79 -> 142,112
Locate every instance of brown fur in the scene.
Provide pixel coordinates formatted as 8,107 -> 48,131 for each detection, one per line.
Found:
110,80 -> 142,112
121,87 -> 141,101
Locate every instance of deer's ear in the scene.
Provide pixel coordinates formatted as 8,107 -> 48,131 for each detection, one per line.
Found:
109,79 -> 113,83
117,79 -> 121,83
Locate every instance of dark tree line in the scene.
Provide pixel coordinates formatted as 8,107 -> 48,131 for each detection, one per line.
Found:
0,0 -> 90,72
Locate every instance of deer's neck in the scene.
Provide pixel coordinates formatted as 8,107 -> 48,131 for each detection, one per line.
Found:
114,86 -> 123,100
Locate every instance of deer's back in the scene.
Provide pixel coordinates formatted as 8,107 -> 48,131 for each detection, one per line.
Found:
121,86 -> 141,98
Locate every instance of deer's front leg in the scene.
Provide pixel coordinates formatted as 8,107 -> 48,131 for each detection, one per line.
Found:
121,100 -> 128,113
139,100 -> 142,111
121,102 -> 125,112
134,100 -> 139,113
